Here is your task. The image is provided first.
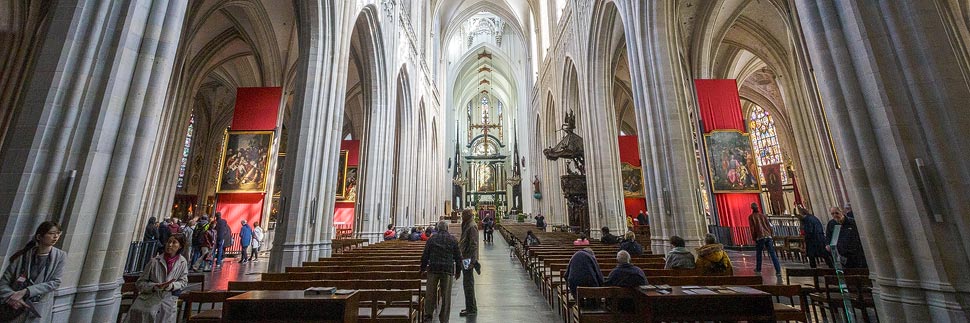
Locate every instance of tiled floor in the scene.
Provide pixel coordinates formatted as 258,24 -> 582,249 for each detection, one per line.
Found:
196,241 -> 826,322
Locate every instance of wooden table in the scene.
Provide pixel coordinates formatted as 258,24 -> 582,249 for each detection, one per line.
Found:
636,285 -> 774,322
222,290 -> 360,323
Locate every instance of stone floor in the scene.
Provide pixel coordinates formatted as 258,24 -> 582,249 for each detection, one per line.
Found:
196,238 -> 832,322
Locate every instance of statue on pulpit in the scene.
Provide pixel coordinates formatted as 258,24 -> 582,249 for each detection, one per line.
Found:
543,110 -> 585,175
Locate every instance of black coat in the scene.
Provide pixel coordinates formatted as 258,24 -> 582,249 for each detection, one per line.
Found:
800,214 -> 828,257
216,218 -> 231,244
605,263 -> 647,287
826,217 -> 867,268
619,240 -> 644,256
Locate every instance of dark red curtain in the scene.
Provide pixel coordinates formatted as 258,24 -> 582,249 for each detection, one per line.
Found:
695,79 -> 761,245
695,80 -> 744,132
231,87 -> 282,130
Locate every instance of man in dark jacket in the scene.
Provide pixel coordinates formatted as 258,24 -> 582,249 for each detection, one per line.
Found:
826,207 -> 867,268
748,203 -> 781,275
458,210 -> 479,316
605,250 -> 647,312
420,221 -> 462,323
797,205 -> 833,268
565,248 -> 604,296
600,227 -> 620,244
214,212 -> 231,269
618,231 -> 644,256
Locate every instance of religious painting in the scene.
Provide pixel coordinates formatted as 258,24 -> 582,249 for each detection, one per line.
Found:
269,196 -> 281,223
762,163 -> 784,215
273,154 -> 285,197
335,150 -> 348,199
216,131 -> 274,193
621,163 -> 645,198
340,166 -> 358,202
704,130 -> 761,192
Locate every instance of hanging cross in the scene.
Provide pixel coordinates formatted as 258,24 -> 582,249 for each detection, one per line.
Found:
470,95 -> 501,155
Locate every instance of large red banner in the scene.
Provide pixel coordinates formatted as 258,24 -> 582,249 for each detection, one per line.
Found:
695,79 -> 761,245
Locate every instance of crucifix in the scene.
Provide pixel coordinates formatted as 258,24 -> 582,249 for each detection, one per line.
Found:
469,91 -> 501,155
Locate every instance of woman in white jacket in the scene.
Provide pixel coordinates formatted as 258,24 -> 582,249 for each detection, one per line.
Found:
0,221 -> 66,323
249,222 -> 264,262
125,234 -> 188,323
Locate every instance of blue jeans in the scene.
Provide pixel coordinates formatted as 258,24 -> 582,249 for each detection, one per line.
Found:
755,238 -> 781,273
215,239 -> 226,266
190,246 -> 202,269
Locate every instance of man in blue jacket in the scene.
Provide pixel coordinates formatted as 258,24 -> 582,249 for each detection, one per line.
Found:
239,220 -> 253,264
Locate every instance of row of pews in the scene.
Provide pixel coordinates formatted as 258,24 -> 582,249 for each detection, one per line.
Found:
177,239 -> 427,323
498,223 -> 813,323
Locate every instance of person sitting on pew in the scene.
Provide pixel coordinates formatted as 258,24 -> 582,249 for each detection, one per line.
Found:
421,226 -> 434,241
420,221 -> 463,323
605,250 -> 648,312
409,227 -> 422,241
600,227 -> 620,244
573,233 -> 590,246
126,234 -> 189,323
618,231 -> 644,256
605,250 -> 648,287
664,235 -> 696,269
565,248 -> 604,297
383,224 -> 396,241
695,233 -> 733,275
524,230 -> 541,247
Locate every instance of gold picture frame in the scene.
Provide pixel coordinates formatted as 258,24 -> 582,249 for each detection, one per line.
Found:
621,163 -> 645,198
216,130 -> 275,193
704,129 -> 761,193
335,150 -> 348,199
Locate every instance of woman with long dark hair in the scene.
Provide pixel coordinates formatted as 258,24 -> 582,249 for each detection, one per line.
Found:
125,234 -> 188,323
0,221 -> 66,322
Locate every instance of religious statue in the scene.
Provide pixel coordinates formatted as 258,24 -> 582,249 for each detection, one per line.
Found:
532,175 -> 542,200
542,110 -> 585,175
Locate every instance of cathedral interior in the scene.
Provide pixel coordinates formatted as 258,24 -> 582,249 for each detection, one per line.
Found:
0,0 -> 968,322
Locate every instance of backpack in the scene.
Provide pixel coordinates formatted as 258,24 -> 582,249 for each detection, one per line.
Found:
193,222 -> 209,245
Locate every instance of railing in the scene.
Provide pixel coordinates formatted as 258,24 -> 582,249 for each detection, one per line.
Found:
124,241 -> 160,274
124,233 -> 246,274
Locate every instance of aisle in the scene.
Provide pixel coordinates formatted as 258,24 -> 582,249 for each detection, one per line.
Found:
436,229 -> 559,322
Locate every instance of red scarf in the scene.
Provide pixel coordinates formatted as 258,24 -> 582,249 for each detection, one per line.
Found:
164,253 -> 179,273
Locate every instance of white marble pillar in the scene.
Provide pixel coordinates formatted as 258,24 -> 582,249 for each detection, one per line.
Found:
0,0 -> 187,321
796,1 -> 970,321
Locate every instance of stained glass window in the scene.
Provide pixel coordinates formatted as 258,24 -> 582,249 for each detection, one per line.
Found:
748,105 -> 788,184
176,114 -> 195,190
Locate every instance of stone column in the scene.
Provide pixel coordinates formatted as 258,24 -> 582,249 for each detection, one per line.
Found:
615,0 -> 707,252
0,0 -> 187,321
796,1 -> 970,321
269,0 -> 351,271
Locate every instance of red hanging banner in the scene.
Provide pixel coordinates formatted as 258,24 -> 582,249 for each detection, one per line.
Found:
695,79 -> 761,245
216,87 -> 283,231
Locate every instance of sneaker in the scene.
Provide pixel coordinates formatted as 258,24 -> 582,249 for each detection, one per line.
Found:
459,309 -> 477,316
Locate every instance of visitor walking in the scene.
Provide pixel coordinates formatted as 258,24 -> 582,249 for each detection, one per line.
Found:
420,221 -> 462,323
748,203 -> 782,275
482,215 -> 495,243
249,222 -> 263,262
458,210 -> 479,317
796,205 -> 833,268
826,207 -> 867,268
214,213 -> 230,269
238,220 -> 252,264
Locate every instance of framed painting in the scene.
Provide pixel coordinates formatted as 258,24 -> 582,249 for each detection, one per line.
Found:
340,166 -> 358,202
335,150 -> 348,199
704,130 -> 761,192
273,154 -> 285,197
621,163 -> 645,198
216,130 -> 274,193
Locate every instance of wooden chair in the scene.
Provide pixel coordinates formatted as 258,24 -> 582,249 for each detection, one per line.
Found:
753,284 -> 806,322
570,287 -> 639,323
